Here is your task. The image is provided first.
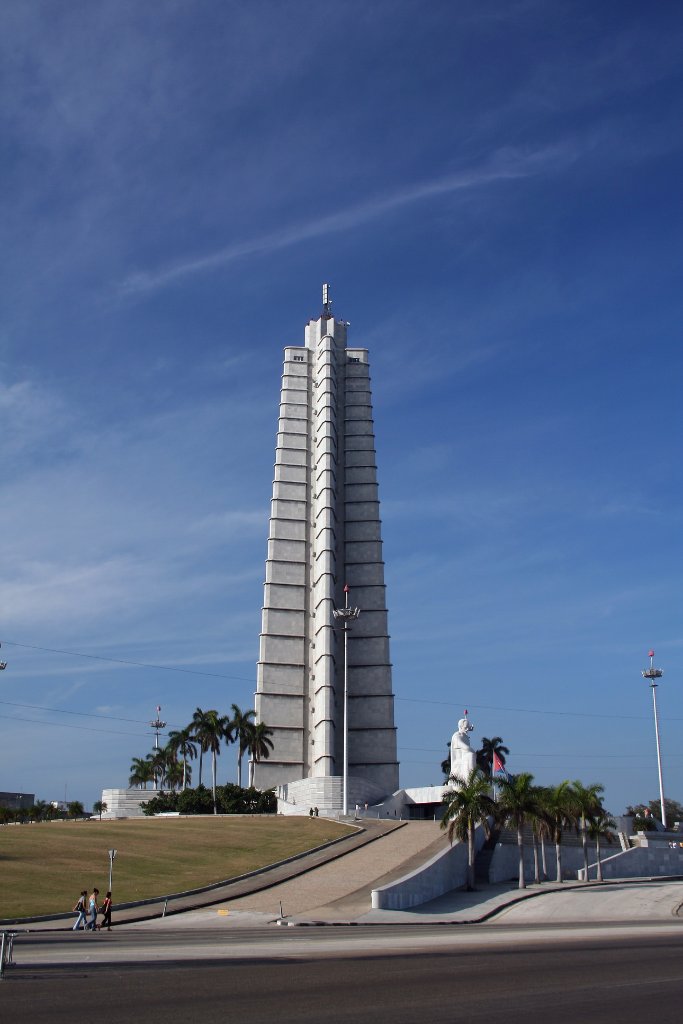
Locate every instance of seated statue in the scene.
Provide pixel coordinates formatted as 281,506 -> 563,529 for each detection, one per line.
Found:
449,712 -> 476,784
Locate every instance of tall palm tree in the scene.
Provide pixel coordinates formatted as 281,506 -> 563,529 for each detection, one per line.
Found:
148,748 -> 169,790
533,787 -> 553,882
248,721 -> 275,787
190,707 -> 214,787
164,757 -> 184,792
230,704 -> 256,788
193,709 -> 229,813
495,772 -> 538,890
167,727 -> 197,791
441,767 -> 495,891
543,779 -> 574,883
571,780 -> 605,881
476,736 -> 510,777
129,756 -> 154,790
588,809 -> 616,882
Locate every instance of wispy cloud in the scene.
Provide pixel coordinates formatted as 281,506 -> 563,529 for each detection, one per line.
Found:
120,144 -> 573,294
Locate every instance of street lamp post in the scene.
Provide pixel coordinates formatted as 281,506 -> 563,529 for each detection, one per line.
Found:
332,584 -> 360,817
108,848 -> 117,892
149,705 -> 167,791
642,649 -> 666,829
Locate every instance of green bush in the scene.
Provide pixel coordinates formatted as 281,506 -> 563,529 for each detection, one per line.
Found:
632,814 -> 656,832
141,784 -> 276,816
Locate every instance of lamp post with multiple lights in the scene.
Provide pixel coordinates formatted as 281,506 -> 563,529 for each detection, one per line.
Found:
332,584 -> 360,817
149,705 -> 166,791
642,649 -> 667,829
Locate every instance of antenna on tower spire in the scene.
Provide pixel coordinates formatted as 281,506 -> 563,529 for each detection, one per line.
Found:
322,282 -> 332,317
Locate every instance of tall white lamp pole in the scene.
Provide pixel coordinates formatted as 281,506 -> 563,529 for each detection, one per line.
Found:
108,848 -> 117,892
333,584 -> 360,816
642,649 -> 666,829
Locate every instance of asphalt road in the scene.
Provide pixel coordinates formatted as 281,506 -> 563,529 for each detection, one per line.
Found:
4,925 -> 683,1023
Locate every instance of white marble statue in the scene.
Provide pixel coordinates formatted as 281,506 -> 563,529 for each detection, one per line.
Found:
449,711 -> 476,784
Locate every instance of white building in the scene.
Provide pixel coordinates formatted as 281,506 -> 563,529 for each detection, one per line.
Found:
254,287 -> 399,813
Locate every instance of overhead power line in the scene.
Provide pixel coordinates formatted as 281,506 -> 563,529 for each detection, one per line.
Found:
0,700 -> 152,725
0,639 -> 254,683
0,713 -> 151,738
395,696 -> 656,722
1,638 -> 673,724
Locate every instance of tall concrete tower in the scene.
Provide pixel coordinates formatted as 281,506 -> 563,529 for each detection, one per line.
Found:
254,287 -> 398,812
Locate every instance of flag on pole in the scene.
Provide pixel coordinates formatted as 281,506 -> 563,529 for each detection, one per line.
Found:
493,752 -> 510,780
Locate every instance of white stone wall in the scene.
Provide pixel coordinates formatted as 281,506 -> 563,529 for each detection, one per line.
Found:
100,788 -> 150,819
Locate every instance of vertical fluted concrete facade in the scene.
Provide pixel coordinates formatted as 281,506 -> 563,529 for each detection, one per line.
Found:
254,298 -> 398,806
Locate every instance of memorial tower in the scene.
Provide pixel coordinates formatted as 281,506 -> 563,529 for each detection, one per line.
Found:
253,286 -> 398,811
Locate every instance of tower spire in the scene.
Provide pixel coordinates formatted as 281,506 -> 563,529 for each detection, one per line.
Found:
322,282 -> 332,317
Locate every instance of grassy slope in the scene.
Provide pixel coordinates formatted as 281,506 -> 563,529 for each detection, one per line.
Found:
0,816 -> 350,919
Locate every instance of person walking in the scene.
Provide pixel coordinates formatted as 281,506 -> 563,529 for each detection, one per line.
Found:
86,888 -> 100,931
100,891 -> 113,931
72,890 -> 88,931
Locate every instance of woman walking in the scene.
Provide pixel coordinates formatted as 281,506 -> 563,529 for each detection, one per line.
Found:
72,890 -> 87,931
100,891 -> 113,931
87,888 -> 100,931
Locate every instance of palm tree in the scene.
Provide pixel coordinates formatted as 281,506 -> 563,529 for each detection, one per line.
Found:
441,767 -> 495,891
476,736 -> 510,777
543,779 -> 574,883
93,800 -> 107,821
167,727 -> 197,791
190,707 -> 214,787
193,709 -> 230,813
495,772 -> 538,890
571,781 -> 605,881
164,758 -> 184,792
149,748 -> 169,791
129,756 -> 154,790
248,721 -> 275,787
533,787 -> 553,882
30,799 -> 49,821
230,704 -> 256,788
589,810 -> 616,882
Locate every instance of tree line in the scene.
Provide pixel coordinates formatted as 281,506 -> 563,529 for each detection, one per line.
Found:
129,704 -> 274,814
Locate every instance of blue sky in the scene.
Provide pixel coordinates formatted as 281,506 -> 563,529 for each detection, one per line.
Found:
1,1 -> 681,815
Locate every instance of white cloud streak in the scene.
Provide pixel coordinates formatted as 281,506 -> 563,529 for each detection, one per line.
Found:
120,144 -> 573,294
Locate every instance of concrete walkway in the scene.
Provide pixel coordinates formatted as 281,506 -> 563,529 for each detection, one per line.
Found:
124,877 -> 683,931
223,820 -> 443,921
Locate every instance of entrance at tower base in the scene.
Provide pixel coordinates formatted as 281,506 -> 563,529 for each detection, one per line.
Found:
276,776 -> 388,818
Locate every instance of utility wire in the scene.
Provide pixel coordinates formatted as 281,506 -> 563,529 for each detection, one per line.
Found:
396,696 -> 655,721
0,713 -> 152,738
1,639 -> 672,723
0,700 -> 152,725
0,639 -> 253,683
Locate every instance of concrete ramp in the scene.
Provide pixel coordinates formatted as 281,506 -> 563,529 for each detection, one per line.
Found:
225,821 -> 444,920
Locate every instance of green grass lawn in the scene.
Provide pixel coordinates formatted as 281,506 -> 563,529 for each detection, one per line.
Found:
0,816 -> 351,919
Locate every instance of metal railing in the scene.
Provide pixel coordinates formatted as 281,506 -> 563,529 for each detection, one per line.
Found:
0,932 -> 17,978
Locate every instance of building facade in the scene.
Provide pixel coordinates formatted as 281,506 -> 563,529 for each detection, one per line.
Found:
253,288 -> 398,811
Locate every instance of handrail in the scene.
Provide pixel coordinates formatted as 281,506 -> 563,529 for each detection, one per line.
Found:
0,931 -> 17,978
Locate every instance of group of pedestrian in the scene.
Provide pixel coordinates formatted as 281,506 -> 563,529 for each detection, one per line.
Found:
72,888 -> 113,932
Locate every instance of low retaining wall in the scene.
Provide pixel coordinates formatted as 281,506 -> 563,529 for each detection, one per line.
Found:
578,843 -> 683,881
371,824 -> 486,910
489,842 -> 587,883
489,838 -> 683,884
